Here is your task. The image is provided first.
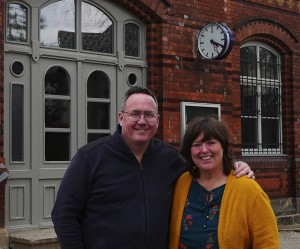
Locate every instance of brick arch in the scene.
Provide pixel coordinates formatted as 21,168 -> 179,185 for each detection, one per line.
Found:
234,18 -> 297,170
113,0 -> 171,23
233,18 -> 297,54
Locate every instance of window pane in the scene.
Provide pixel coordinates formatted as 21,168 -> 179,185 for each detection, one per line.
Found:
88,133 -> 108,143
185,106 -> 219,124
261,87 -> 280,117
259,47 -> 278,80
45,66 -> 70,95
240,46 -> 257,77
262,118 -> 279,149
45,99 -> 70,128
40,0 -> 75,49
125,23 -> 139,57
45,133 -> 70,161
7,3 -> 28,42
242,117 -> 257,149
11,84 -> 24,161
81,2 -> 113,53
87,71 -> 109,98
241,85 -> 258,116
87,103 -> 109,129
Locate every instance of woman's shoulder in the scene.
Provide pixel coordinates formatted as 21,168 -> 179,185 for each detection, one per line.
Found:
227,174 -> 265,195
177,171 -> 193,181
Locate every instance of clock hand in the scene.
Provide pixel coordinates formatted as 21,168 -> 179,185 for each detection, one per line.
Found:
210,39 -> 224,48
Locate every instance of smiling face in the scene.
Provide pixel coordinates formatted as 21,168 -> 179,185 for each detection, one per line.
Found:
191,133 -> 224,173
119,93 -> 159,150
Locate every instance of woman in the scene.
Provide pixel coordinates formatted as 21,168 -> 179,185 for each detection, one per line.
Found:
169,116 -> 279,249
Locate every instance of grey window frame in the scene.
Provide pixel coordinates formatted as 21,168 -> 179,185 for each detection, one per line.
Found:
180,102 -> 221,141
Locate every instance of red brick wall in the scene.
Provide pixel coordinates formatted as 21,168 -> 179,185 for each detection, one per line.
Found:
116,0 -> 300,201
0,1 -> 4,228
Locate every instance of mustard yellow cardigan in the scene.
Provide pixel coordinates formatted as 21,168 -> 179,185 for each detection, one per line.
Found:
169,171 -> 280,249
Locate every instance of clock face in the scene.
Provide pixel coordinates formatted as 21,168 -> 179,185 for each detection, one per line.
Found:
198,23 -> 233,60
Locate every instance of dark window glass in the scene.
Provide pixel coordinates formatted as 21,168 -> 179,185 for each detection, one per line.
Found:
259,47 -> 278,80
44,66 -> 70,161
45,133 -> 70,161
87,103 -> 109,129
45,66 -> 70,95
186,106 -> 218,125
7,3 -> 28,42
81,2 -> 113,53
241,85 -> 258,117
125,23 -> 139,57
262,118 -> 279,149
240,46 -> 257,77
45,99 -> 70,128
241,117 -> 257,149
261,87 -> 280,117
87,70 -> 110,142
11,61 -> 24,76
87,71 -> 109,98
11,84 -> 24,161
127,73 -> 137,86
88,133 -> 108,143
40,0 -> 75,49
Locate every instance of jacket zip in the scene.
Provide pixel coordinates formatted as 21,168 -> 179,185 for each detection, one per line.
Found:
139,163 -> 148,249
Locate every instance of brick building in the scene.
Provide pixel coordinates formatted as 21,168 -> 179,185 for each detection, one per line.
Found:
0,0 -> 300,241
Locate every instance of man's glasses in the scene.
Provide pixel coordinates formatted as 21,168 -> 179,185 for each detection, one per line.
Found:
122,110 -> 159,123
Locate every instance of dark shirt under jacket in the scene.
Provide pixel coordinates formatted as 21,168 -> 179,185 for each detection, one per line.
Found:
51,125 -> 186,249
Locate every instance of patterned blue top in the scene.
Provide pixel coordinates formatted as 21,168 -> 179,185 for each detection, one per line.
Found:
179,179 -> 226,249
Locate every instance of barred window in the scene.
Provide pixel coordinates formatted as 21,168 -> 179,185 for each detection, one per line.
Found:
240,43 -> 282,154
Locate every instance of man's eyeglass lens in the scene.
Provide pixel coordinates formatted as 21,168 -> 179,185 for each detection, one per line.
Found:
123,111 -> 158,123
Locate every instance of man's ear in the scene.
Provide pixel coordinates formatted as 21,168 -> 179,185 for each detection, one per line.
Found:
118,112 -> 123,125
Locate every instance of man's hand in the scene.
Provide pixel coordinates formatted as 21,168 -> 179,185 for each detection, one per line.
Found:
233,161 -> 255,179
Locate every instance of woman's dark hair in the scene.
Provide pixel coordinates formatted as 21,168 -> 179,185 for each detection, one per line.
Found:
181,115 -> 234,178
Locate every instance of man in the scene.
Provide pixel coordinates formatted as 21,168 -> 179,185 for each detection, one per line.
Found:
52,86 -> 253,249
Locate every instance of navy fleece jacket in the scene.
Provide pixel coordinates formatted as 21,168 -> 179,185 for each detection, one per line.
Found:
51,126 -> 185,249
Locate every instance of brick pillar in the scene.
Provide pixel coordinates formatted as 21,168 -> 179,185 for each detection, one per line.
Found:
295,160 -> 300,213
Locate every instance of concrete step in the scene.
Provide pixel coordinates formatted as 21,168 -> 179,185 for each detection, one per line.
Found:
9,228 -> 60,249
276,213 -> 300,226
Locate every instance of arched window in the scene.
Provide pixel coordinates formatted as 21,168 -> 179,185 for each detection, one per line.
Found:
40,0 -> 113,53
240,43 -> 282,154
44,66 -> 71,161
87,71 -> 110,142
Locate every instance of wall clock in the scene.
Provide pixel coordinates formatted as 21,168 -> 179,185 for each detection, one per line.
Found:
197,23 -> 234,60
